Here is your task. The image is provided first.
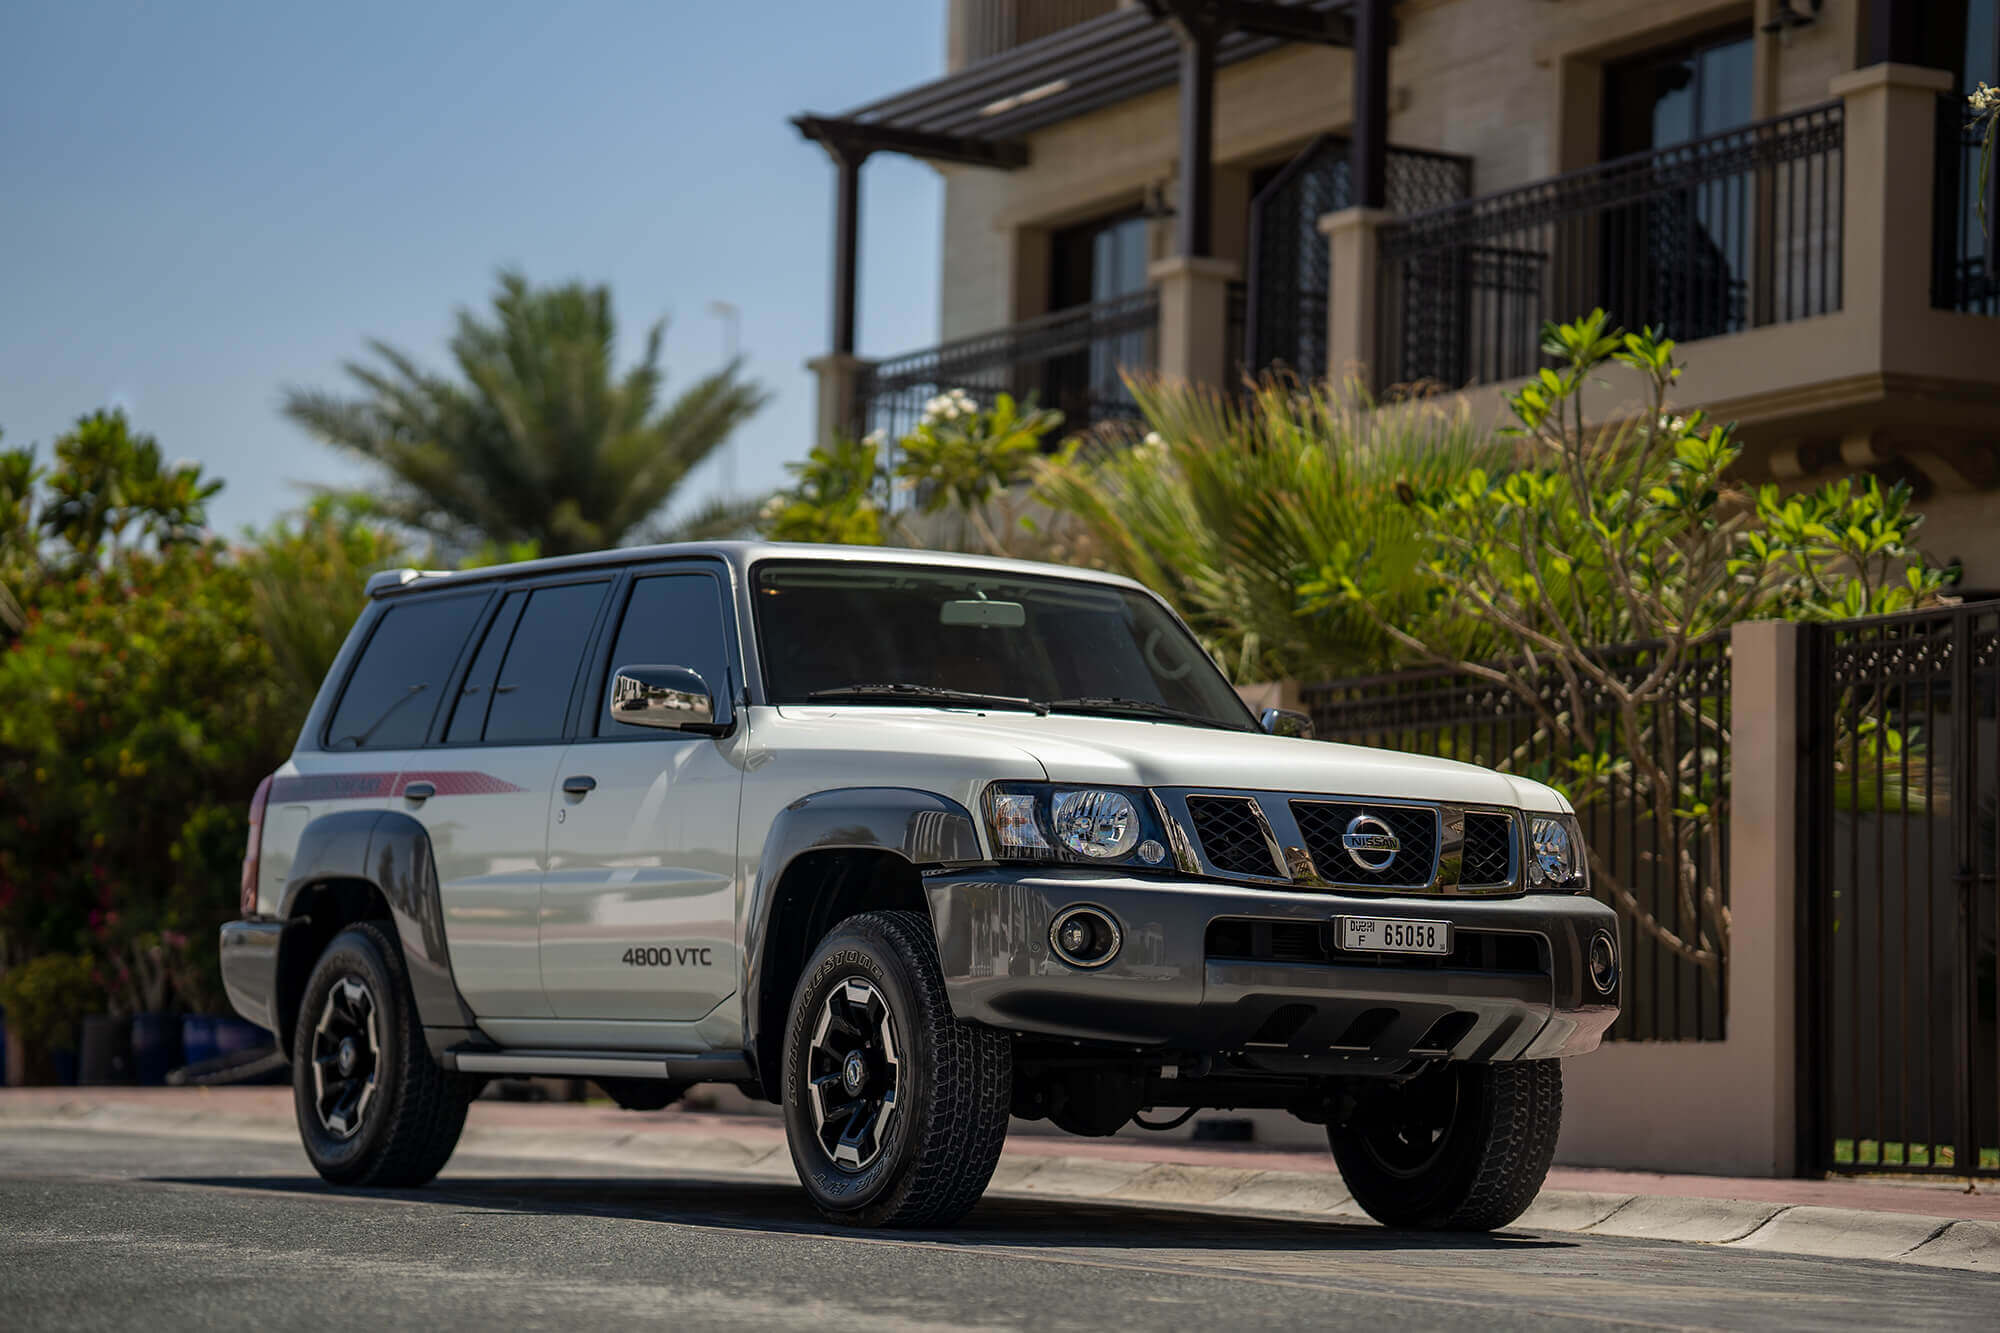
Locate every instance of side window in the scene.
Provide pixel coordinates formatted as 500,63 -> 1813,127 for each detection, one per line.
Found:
443,590 -> 527,744
324,594 -> 487,750
480,581 -> 611,744
596,573 -> 733,736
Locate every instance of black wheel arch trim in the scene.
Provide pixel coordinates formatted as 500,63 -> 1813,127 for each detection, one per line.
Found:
278,808 -> 478,1037
743,787 -> 984,1099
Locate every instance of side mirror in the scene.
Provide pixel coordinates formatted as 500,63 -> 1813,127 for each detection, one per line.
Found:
1261,707 -> 1315,740
609,665 -> 731,736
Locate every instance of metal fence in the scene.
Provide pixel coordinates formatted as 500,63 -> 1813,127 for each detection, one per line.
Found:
1934,93 -> 2000,316
1243,136 -> 1471,381
1799,602 -> 2000,1177
1375,101 -> 1844,390
1301,636 -> 1732,1042
854,288 -> 1158,444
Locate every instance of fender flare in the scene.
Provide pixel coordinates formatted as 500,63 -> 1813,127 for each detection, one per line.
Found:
279,808 -> 478,1041
742,787 -> 983,1092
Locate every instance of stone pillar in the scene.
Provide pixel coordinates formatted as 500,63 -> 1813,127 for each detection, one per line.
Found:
1830,63 -> 1954,348
1318,206 -> 1391,387
807,353 -> 875,445
1148,255 -> 1241,389
1726,619 -> 1804,1177
1553,620 -> 1805,1177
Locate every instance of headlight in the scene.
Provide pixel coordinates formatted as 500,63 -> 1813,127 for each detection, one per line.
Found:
1526,814 -> 1587,889
985,783 -> 1169,869
1051,789 -> 1139,859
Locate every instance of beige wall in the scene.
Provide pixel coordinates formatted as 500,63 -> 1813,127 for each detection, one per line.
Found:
937,0 -> 1859,339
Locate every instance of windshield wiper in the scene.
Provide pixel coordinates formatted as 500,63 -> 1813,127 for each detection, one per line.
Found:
805,683 -> 1050,715
1043,695 -> 1248,731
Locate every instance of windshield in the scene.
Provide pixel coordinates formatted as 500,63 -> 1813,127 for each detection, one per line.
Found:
752,561 -> 1256,731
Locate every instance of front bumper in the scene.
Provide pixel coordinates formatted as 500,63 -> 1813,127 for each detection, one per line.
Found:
924,870 -> 1619,1068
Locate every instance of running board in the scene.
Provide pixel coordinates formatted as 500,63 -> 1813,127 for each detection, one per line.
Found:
445,1047 -> 753,1083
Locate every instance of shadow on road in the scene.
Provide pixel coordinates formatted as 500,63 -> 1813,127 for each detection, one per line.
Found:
154,1171 -> 1578,1257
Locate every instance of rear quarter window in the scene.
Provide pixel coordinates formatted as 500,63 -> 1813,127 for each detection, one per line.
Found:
323,594 -> 487,750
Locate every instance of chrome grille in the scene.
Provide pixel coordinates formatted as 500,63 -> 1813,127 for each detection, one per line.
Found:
1460,811 -> 1515,886
1291,801 -> 1439,889
1185,795 -> 1277,877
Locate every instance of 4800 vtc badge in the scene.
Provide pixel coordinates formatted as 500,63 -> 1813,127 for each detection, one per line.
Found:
622,946 -> 714,967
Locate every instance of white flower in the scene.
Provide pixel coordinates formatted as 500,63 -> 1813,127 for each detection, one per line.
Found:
1973,82 -> 2000,113
758,495 -> 785,521
862,428 -> 888,448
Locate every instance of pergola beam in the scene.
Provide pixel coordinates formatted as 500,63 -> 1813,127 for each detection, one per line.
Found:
791,115 -> 1029,170
1141,0 -> 1364,48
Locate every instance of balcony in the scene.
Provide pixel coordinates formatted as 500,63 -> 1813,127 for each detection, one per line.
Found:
1372,103 -> 1846,391
1295,63 -> 2000,506
854,289 -> 1160,441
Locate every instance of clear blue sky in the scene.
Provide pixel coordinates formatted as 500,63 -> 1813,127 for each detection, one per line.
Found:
0,0 -> 946,534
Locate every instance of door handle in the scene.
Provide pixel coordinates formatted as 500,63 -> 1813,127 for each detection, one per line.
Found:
562,775 -> 597,795
403,781 -> 436,802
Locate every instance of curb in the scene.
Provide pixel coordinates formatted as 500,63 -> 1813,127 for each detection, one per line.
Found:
8,1101 -> 1996,1272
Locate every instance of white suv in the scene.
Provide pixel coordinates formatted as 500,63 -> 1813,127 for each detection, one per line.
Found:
220,543 -> 1619,1229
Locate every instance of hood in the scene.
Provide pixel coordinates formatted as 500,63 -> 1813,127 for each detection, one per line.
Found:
773,706 -> 1567,812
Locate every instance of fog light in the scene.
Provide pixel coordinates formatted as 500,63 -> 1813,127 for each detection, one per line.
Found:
1049,905 -> 1121,968
1588,930 -> 1619,994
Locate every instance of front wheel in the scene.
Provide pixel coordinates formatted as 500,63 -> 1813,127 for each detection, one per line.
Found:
292,922 -> 473,1187
782,910 -> 1011,1228
1329,1059 -> 1561,1231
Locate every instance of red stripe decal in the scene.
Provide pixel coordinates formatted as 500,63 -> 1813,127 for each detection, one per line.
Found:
268,770 -> 525,802
395,770 -> 527,796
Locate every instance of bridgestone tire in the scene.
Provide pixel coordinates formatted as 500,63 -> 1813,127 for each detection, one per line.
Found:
782,910 -> 1011,1228
1329,1059 -> 1562,1231
292,922 -> 473,1187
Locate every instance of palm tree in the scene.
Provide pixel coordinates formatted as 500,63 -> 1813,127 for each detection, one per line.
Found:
284,271 -> 769,556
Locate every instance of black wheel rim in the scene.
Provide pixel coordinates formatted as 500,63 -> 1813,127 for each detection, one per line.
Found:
1358,1067 -> 1461,1178
807,977 -> 901,1172
310,975 -> 381,1141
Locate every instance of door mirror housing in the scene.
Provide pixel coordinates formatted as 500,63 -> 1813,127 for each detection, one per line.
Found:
610,665 -> 732,736
1261,707 -> 1315,739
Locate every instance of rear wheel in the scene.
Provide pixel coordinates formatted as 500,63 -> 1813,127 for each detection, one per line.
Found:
1329,1059 -> 1561,1231
292,922 -> 473,1187
781,910 -> 1010,1228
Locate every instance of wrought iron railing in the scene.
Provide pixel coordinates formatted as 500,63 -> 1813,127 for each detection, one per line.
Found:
1244,138 -> 1472,380
1934,93 -> 2000,315
855,288 -> 1159,443
1301,635 -> 1732,1043
1376,102 -> 1845,390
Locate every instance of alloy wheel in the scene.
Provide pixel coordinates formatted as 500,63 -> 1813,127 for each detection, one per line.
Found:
806,977 -> 901,1171
310,975 -> 381,1141
1357,1066 -> 1462,1178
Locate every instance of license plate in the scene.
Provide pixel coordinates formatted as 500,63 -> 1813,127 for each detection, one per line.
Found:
1337,916 -> 1452,956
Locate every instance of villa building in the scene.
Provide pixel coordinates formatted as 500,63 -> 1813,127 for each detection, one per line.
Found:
795,0 -> 2000,591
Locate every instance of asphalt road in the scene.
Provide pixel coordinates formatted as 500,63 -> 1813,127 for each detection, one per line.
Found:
1,1126 -> 1994,1331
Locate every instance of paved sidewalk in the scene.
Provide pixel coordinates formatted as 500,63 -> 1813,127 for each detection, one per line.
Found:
5,1087 -> 1996,1271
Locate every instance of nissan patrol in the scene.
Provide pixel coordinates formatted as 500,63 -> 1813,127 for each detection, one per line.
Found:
220,542 -> 1619,1229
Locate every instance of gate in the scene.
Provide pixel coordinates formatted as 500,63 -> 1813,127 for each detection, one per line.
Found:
1799,603 -> 2000,1176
